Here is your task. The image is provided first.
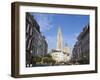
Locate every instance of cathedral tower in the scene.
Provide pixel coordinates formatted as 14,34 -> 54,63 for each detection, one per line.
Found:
57,27 -> 62,50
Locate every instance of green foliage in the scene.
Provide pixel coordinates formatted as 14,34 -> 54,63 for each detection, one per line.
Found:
32,56 -> 42,63
42,55 -> 56,65
31,54 -> 56,65
43,57 -> 51,63
46,54 -> 52,58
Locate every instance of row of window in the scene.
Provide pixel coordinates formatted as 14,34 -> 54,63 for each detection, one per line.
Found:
26,14 -> 47,57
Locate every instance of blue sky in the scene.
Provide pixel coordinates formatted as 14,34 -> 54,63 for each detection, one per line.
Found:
31,13 -> 89,52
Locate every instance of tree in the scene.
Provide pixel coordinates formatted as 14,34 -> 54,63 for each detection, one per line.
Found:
43,57 -> 51,63
32,56 -> 42,64
43,54 -> 56,65
46,54 -> 52,58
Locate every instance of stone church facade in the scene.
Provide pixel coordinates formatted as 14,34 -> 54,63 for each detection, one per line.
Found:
50,27 -> 71,64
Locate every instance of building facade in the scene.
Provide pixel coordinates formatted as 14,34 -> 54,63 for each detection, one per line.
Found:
72,24 -> 89,64
26,12 -> 48,67
50,26 -> 71,64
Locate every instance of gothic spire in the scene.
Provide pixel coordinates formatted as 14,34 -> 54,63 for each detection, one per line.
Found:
57,26 -> 62,50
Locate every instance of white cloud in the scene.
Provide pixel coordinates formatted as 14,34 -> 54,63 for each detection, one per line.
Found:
46,36 -> 56,52
32,14 -> 54,32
